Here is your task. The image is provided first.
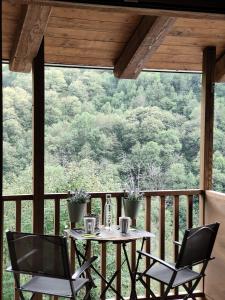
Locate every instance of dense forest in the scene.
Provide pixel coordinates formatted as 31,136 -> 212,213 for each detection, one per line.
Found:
3,65 -> 225,194
2,64 -> 225,299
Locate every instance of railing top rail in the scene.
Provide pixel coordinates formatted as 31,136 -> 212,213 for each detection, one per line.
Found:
2,189 -> 203,201
2,194 -> 34,201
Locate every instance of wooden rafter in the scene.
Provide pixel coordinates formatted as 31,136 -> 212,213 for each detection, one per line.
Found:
9,4 -> 52,72
3,0 -> 225,20
114,16 -> 176,79
215,52 -> 225,82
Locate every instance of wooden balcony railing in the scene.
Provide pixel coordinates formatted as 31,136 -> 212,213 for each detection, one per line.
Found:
1,189 -> 205,300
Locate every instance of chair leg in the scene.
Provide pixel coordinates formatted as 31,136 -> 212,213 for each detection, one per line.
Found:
84,282 -> 92,300
139,277 -> 158,300
183,290 -> 197,300
183,279 -> 201,300
160,285 -> 171,300
14,274 -> 25,300
29,293 -> 37,300
16,289 -> 25,300
139,277 -> 171,300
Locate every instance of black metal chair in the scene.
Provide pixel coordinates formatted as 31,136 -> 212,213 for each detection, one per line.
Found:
6,231 -> 97,300
136,222 -> 220,300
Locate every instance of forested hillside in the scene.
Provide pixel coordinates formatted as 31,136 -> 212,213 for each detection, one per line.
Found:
2,64 -> 225,299
3,65 -> 225,194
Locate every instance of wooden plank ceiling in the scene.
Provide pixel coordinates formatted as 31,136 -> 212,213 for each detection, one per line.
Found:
2,1 -> 225,81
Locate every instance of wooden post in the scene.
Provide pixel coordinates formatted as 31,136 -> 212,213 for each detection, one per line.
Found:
200,46 -> 216,191
32,39 -> 45,234
200,46 -> 216,224
0,2 -> 3,300
199,46 -> 216,297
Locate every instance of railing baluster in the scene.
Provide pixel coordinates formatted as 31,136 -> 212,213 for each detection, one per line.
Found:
14,200 -> 22,300
101,196 -> 106,226
87,199 -> 91,215
86,200 -> 92,266
16,200 -> 21,232
101,196 -> 106,300
145,196 -> 151,298
54,198 -> 60,236
54,198 -> 60,300
131,217 -> 136,272
187,194 -> 193,291
187,195 -> 193,229
159,195 -> 165,296
70,221 -> 75,273
173,195 -> 179,296
116,196 -> 122,300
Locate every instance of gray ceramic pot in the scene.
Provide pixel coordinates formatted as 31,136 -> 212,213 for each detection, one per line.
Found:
123,198 -> 141,220
67,202 -> 86,223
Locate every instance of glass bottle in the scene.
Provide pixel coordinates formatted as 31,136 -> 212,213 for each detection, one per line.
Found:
104,194 -> 112,229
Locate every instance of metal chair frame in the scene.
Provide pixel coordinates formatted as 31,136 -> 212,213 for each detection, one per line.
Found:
136,223 -> 220,300
6,231 -> 97,300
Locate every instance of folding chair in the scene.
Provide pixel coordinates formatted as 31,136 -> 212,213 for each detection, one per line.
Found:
6,231 -> 97,300
136,222 -> 220,300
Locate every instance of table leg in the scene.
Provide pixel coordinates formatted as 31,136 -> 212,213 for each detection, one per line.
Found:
72,239 -> 95,286
100,257 -> 127,299
100,269 -> 120,298
122,238 -> 146,300
72,239 -> 83,267
135,238 -> 146,273
122,242 -> 137,300
72,240 -> 125,299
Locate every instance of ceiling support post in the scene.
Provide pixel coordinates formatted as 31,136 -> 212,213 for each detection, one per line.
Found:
32,38 -> 45,236
199,46 -> 216,299
200,47 -> 216,192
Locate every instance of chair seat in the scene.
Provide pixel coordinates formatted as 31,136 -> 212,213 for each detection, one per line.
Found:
145,263 -> 200,288
20,276 -> 89,297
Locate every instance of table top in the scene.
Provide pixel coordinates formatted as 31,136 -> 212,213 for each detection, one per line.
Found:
65,226 -> 154,243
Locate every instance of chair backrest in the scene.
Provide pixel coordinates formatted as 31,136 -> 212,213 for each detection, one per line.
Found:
175,222 -> 220,269
6,231 -> 71,279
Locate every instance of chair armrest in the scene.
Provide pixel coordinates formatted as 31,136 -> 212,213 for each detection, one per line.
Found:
72,256 -> 97,280
173,241 -> 182,246
137,251 -> 177,271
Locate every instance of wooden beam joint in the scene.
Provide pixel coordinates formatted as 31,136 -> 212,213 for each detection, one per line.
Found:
9,4 -> 51,73
215,52 -> 225,82
114,16 -> 176,79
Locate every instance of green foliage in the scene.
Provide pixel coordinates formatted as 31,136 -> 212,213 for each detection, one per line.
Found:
67,189 -> 91,204
2,65 -> 205,193
2,63 -> 225,299
125,189 -> 144,202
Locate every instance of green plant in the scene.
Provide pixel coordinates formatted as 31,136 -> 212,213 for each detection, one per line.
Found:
124,189 -> 144,201
67,189 -> 91,204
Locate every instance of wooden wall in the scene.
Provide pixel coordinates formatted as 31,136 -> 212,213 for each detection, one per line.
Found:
205,190 -> 225,300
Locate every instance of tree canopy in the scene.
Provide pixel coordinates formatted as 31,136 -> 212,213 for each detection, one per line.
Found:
2,64 -> 225,299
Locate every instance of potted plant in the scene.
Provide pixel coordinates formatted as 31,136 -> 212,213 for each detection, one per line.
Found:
123,189 -> 143,219
67,189 -> 90,223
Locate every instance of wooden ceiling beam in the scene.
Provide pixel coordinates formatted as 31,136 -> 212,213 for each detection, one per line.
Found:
9,4 -> 52,72
114,16 -> 176,79
215,52 -> 225,82
3,0 -> 225,20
